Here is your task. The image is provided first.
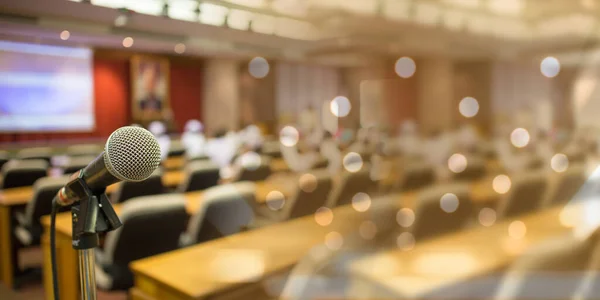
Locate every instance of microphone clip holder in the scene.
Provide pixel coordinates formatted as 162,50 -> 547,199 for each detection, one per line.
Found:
67,175 -> 122,250
65,173 -> 122,300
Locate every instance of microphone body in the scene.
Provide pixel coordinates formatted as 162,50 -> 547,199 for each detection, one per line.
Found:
55,126 -> 162,206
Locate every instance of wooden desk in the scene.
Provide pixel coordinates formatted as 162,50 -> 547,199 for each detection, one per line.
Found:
0,170 -> 182,290
40,179 -> 295,300
348,204 -> 587,299
127,178 -> 499,300
162,157 -> 184,170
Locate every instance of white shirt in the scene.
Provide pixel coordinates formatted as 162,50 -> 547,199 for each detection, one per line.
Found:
205,137 -> 237,168
181,132 -> 206,159
157,135 -> 171,161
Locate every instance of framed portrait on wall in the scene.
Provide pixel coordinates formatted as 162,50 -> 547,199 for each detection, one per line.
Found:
131,55 -> 171,125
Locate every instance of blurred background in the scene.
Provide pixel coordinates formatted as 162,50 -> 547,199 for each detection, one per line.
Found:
1,0 -> 600,299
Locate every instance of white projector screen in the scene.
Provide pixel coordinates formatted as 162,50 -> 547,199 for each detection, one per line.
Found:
0,40 -> 95,132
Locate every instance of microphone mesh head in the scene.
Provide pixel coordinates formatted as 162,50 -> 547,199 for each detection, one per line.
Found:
103,126 -> 162,181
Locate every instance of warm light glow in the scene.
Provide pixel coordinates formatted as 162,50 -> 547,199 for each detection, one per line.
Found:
359,221 -> 377,240
397,208 -> 415,228
60,30 -> 70,40
174,43 -> 186,54
343,152 -> 363,173
325,231 -> 343,250
211,250 -> 265,283
510,128 -> 530,148
279,126 -> 299,147
478,208 -> 496,226
249,57 -> 270,78
492,174 -> 512,194
541,56 -> 561,78
314,207 -> 334,226
394,57 -> 416,78
122,37 -> 134,48
351,192 -> 371,212
459,97 -> 479,118
413,252 -> 478,276
448,153 -> 468,173
560,207 -> 577,228
299,173 -> 318,192
508,220 -> 527,238
440,193 -> 459,213
551,153 -> 569,173
397,232 -> 415,251
330,96 -> 351,117
265,190 -> 285,211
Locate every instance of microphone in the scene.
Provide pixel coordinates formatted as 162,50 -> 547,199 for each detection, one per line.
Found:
56,126 -> 162,206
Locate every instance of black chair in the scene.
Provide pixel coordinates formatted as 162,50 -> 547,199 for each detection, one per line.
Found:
496,171 -> 548,219
237,156 -> 272,182
15,176 -> 71,247
177,160 -> 220,192
326,165 -> 377,207
111,169 -> 165,203
168,139 -> 185,157
16,147 -> 53,162
180,182 -> 254,247
1,159 -> 48,189
0,150 -> 9,170
544,164 -> 587,207
261,140 -> 282,159
95,195 -> 188,290
394,162 -> 435,192
451,155 -> 487,182
63,155 -> 96,175
254,169 -> 333,225
410,183 -> 473,241
66,144 -> 102,157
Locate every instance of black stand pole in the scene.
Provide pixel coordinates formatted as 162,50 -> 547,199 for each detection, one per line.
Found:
65,176 -> 122,300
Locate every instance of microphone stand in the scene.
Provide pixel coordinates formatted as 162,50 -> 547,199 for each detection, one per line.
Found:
65,176 -> 122,300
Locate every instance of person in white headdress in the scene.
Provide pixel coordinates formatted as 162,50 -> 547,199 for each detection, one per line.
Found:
240,124 -> 264,152
147,121 -> 170,161
424,129 -> 454,180
205,128 -> 239,171
181,119 -> 206,159
455,121 -> 479,154
397,120 -> 421,158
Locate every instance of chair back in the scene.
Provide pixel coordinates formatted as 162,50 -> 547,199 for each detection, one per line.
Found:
178,160 -> 220,192
497,171 -> 547,219
395,162 -> 435,192
452,155 -> 487,181
168,139 -> 185,157
101,195 -> 188,287
16,147 -> 53,162
411,183 -> 473,241
0,150 -> 9,170
1,159 -> 48,188
63,155 -> 96,175
545,164 -> 587,207
66,144 -> 102,157
327,166 -> 376,207
237,156 -> 272,182
287,169 -> 333,220
181,182 -> 255,246
111,169 -> 165,203
22,176 -> 71,241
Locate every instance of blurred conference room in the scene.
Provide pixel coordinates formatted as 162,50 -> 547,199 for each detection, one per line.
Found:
2,0 -> 600,299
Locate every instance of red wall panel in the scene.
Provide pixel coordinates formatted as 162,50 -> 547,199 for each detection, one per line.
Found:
169,63 -> 202,132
